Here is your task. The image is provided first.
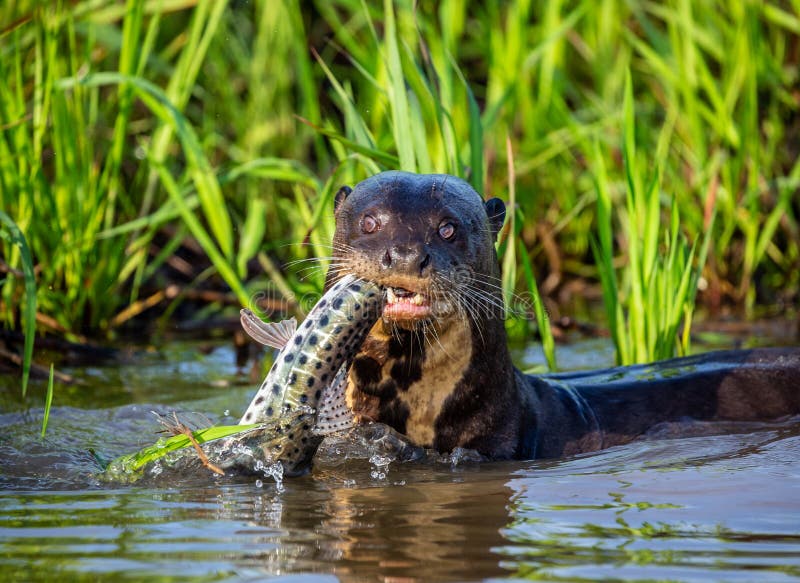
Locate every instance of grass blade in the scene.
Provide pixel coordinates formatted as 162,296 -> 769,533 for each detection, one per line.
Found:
518,239 -> 556,371
382,0 -> 416,171
57,72 -> 248,304
104,423 -> 262,475
0,211 -> 36,396
40,363 -> 55,438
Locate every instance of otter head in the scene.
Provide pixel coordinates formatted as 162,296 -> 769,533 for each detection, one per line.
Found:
329,171 -> 506,331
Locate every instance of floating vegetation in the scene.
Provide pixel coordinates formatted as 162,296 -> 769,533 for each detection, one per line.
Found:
101,421 -> 263,483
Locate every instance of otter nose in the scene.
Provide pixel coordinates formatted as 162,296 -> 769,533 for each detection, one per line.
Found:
382,243 -> 432,277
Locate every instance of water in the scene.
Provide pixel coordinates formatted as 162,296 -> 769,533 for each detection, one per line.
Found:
1,339 -> 799,582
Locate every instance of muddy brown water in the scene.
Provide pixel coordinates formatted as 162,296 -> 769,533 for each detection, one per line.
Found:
1,333 -> 799,582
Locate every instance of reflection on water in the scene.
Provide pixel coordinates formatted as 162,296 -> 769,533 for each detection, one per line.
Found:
499,426 -> 800,582
1,341 -> 799,582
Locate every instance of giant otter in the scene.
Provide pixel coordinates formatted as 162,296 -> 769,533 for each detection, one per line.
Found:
326,170 -> 800,460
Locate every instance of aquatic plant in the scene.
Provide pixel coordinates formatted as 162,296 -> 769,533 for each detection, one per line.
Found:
0,211 -> 36,394
302,1 -> 559,365
102,421 -> 262,483
592,73 -> 713,365
1,1 -> 798,379
40,363 -> 54,437
0,1 -> 325,341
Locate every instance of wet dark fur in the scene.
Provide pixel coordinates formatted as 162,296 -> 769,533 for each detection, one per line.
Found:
328,171 -> 800,460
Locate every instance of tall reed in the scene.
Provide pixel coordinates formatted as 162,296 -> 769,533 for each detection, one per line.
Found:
592,73 -> 713,365
0,212 -> 36,395
307,0 -> 558,365
1,1 -> 797,370
0,1 -> 329,341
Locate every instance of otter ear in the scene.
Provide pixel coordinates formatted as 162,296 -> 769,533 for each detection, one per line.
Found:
334,185 -> 352,215
484,198 -> 506,240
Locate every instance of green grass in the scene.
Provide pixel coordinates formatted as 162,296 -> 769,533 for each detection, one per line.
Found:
0,211 -> 36,394
101,422 -> 263,482
40,363 -> 54,437
1,0 -> 798,381
592,72 -> 714,365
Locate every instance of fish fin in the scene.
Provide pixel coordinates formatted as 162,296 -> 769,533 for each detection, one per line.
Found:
240,309 -> 297,349
313,365 -> 355,436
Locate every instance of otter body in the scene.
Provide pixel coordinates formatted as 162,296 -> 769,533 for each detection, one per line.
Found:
328,171 -> 800,460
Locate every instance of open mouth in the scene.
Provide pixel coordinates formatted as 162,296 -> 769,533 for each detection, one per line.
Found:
383,286 -> 432,321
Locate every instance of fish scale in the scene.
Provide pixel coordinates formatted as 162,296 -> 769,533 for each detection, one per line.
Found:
233,274 -> 383,474
240,275 -> 382,424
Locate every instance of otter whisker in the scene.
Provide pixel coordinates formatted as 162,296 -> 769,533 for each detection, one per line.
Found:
447,286 -> 486,346
427,319 -> 454,360
407,323 -> 418,376
388,319 -> 402,346
423,321 -> 440,357
294,267 -> 329,282
283,256 -> 337,268
420,320 -> 434,353
292,260 -> 353,282
438,273 -> 508,318
458,272 -> 541,313
292,260 -> 351,274
460,288 -> 508,316
448,281 -> 509,314
321,265 -> 356,279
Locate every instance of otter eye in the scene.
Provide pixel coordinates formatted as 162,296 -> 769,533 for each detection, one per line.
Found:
438,221 -> 456,240
361,214 -> 379,234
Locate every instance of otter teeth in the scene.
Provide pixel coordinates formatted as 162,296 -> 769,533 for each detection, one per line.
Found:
386,287 -> 426,305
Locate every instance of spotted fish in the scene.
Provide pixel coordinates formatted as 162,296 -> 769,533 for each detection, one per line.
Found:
231,274 -> 383,474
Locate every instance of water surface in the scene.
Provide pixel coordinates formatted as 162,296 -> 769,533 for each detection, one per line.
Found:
1,338 -> 799,581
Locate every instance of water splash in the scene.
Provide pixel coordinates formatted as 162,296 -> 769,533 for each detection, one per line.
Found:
254,459 -> 284,491
369,453 -> 393,480
312,422 -> 485,487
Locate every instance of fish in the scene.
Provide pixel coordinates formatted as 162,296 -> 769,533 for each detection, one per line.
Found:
238,313 -> 354,435
228,274 -> 383,475
102,275 -> 382,483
